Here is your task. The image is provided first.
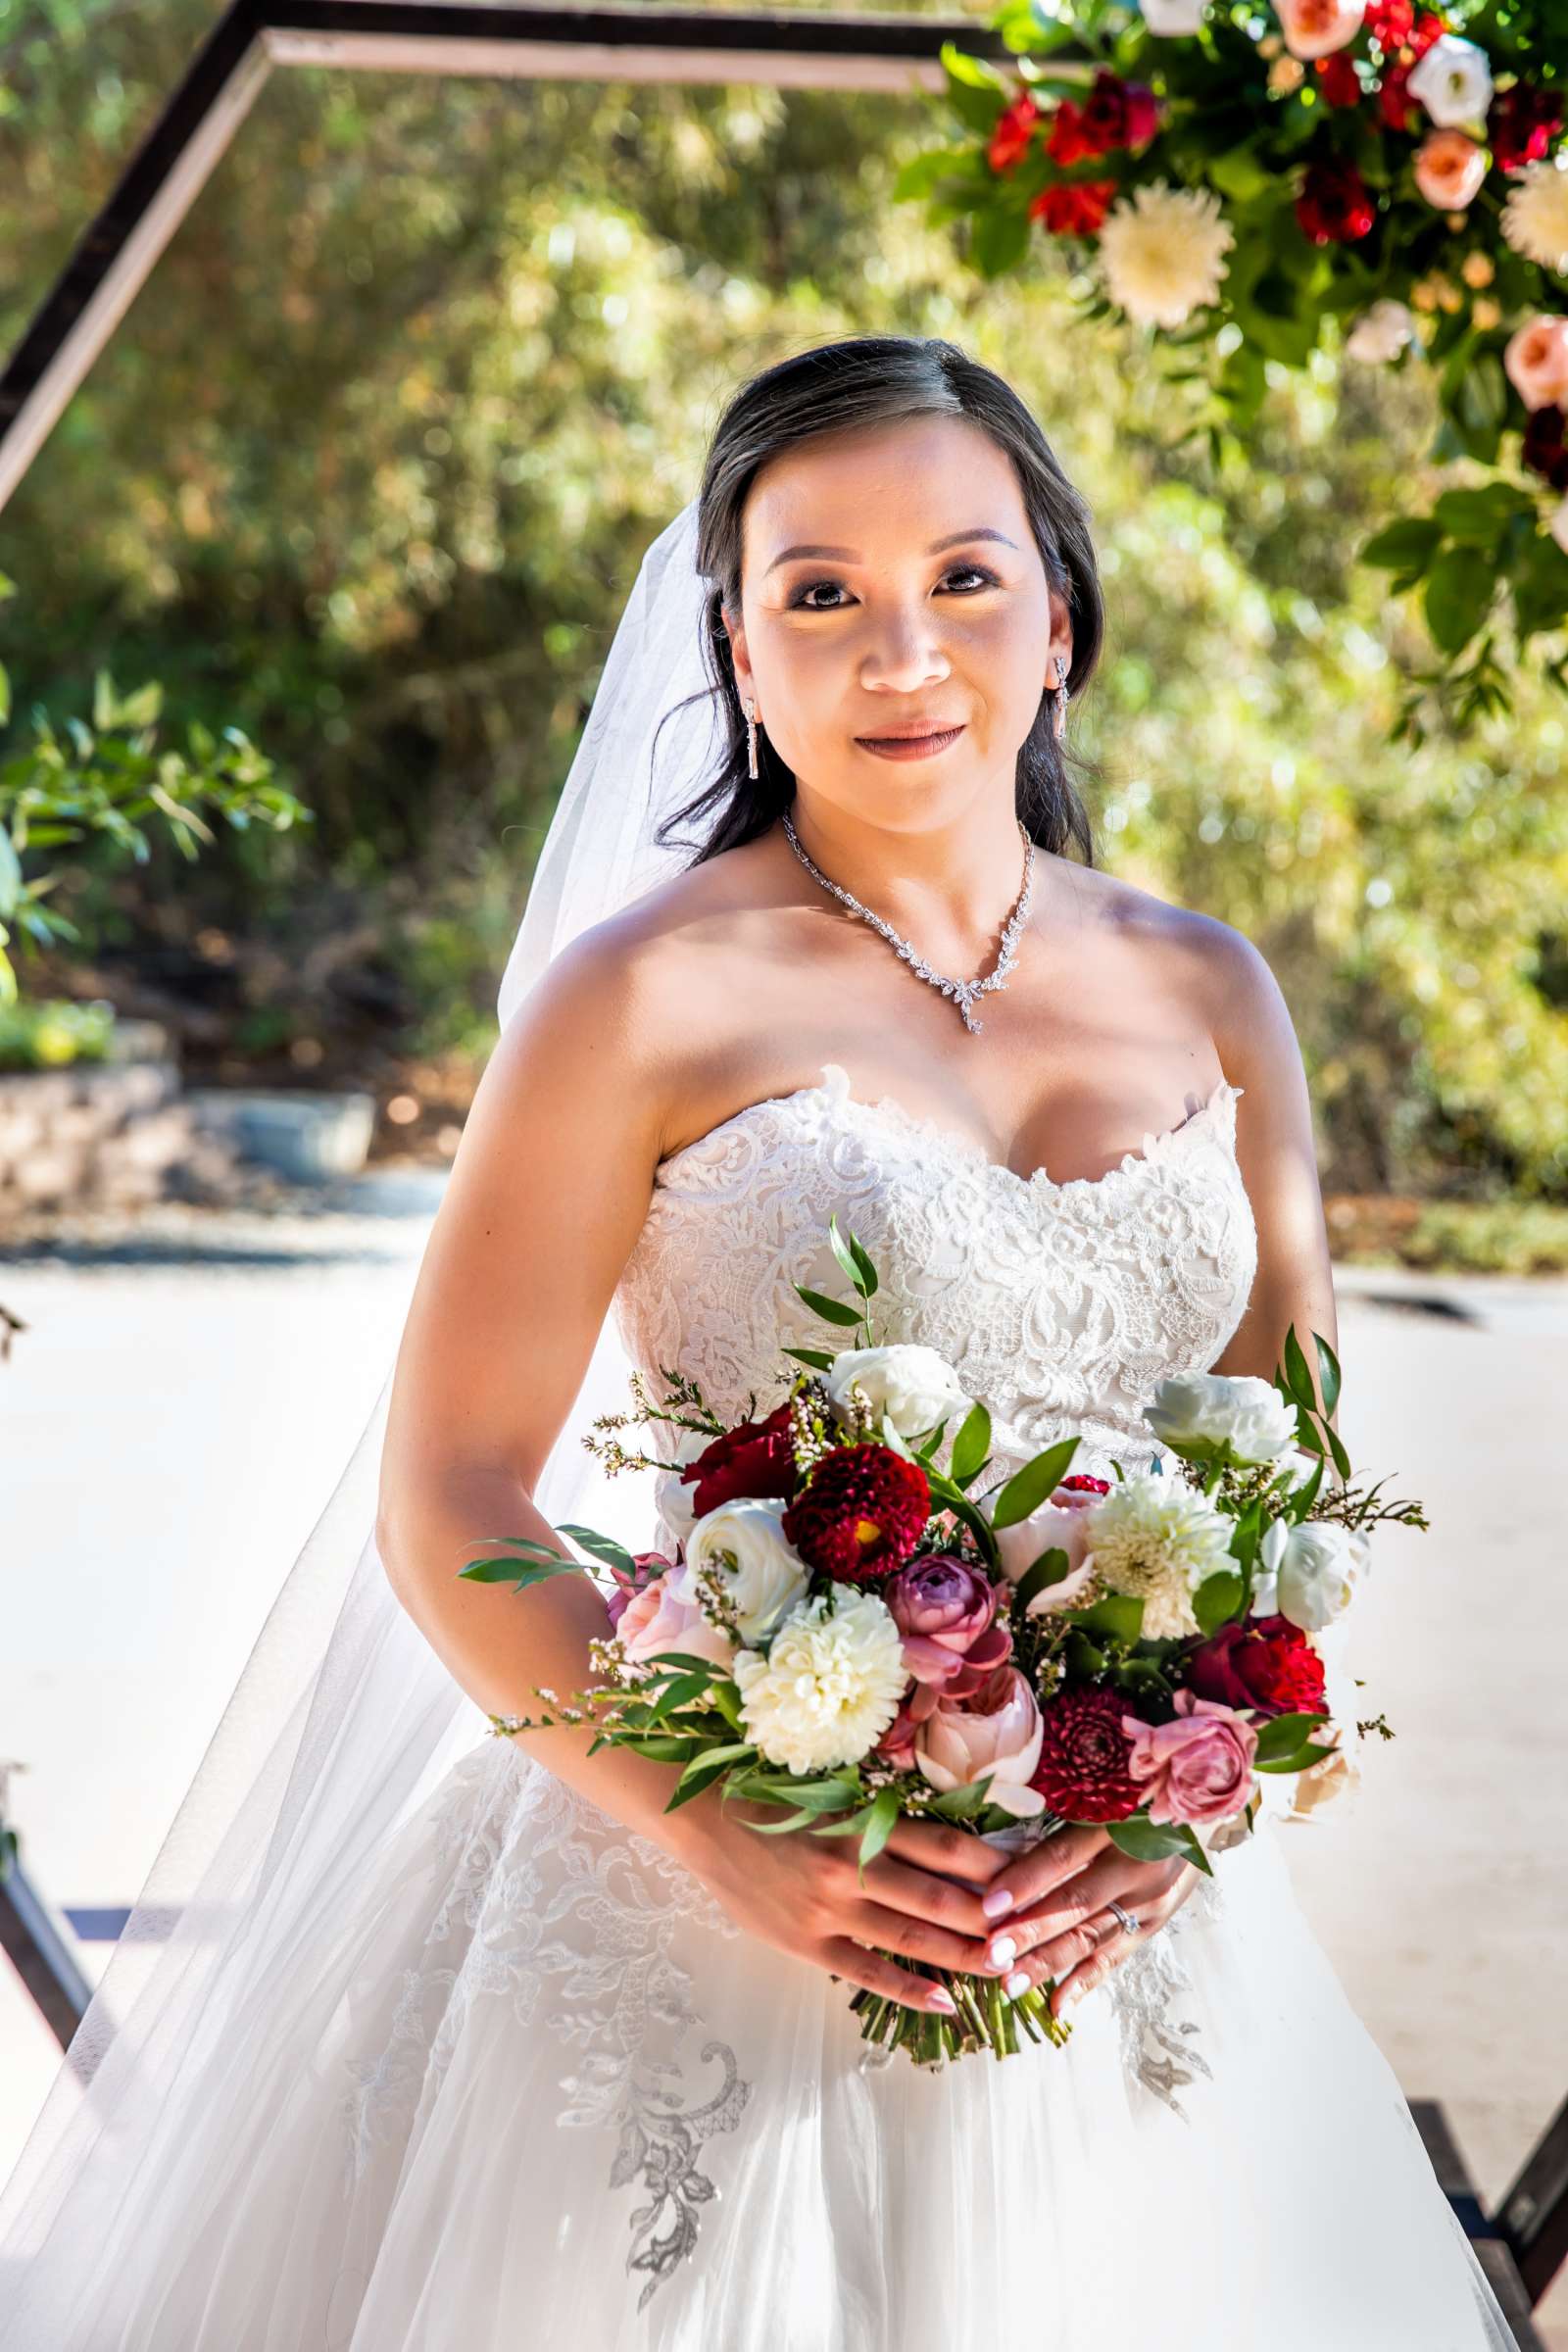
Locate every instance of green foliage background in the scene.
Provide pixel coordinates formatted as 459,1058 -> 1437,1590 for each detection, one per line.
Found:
2,0 -> 1564,1199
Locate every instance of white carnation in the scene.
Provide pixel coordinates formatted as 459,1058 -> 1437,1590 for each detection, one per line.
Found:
1144,1369 -> 1298,1467
1098,181 -> 1234,329
676,1497 -> 810,1643
824,1343 -> 972,1440
1139,0 -> 1206,30
1082,1471 -> 1234,1639
1501,160 -> 1568,275
733,1588 -> 908,1775
1405,34 -> 1494,130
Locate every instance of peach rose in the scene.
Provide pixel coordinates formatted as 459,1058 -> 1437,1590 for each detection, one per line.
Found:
616,1570 -> 738,1673
992,1484 -> 1101,1616
1413,129 -> 1488,212
914,1665 -> 1047,1819
1504,316 -> 1568,412
1275,0 -> 1364,61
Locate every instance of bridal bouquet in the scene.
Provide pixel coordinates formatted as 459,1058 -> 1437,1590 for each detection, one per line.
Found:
465,1217 -> 1419,2066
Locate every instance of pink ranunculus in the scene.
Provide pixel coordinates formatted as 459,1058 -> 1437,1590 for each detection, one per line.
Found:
1413,128 -> 1488,211
1276,0 -> 1364,61
615,1570 -> 738,1672
992,1484 -> 1102,1615
1504,316 -> 1568,412
884,1554 -> 1012,1721
1122,1690 -> 1259,1826
914,1665 -> 1047,1819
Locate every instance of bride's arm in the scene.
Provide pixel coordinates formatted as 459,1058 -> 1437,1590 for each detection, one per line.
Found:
373,919 -> 1002,2011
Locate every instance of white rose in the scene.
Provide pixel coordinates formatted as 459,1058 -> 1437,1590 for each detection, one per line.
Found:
1144,1369 -> 1298,1466
674,1497 -> 810,1643
823,1343 -> 972,1440
1139,0 -> 1206,30
1261,1518 -> 1368,1632
1406,33 -> 1494,129
1346,298 -> 1417,365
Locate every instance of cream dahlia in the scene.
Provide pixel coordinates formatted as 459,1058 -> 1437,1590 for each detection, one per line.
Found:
1097,182 -> 1235,329
1080,1471 -> 1233,1639
733,1587 -> 909,1774
1501,160 -> 1568,275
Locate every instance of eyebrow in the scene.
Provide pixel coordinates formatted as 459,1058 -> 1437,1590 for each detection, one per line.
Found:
763,526 -> 1020,576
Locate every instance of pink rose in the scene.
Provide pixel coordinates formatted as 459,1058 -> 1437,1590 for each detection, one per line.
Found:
1413,128 -> 1488,211
992,1484 -> 1102,1616
883,1554 -> 1011,1721
914,1664 -> 1047,1819
1122,1690 -> 1258,1826
1276,0 -> 1364,61
1504,316 -> 1568,412
616,1569 -> 738,1672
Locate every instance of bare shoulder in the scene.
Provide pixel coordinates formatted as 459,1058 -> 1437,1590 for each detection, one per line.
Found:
1067,861 -> 1301,1088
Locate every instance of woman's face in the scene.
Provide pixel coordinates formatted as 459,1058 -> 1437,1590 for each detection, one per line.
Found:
723,414 -> 1070,832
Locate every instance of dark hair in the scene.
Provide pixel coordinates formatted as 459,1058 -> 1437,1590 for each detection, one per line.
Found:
651,333 -> 1102,868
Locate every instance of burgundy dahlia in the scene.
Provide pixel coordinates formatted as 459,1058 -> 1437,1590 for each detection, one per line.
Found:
1029,1685 -> 1145,1824
681,1402 -> 798,1516
781,1443 -> 930,1583
1523,405 -> 1568,494
1188,1615 -> 1327,1720
1080,70 -> 1159,155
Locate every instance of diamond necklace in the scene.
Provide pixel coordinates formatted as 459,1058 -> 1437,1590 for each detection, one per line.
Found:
780,809 -> 1035,1035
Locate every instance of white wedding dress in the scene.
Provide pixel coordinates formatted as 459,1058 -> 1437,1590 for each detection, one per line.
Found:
0,1059 -> 1516,2349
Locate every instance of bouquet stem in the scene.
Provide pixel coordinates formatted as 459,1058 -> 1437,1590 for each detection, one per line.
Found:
849,1963 -> 1072,2067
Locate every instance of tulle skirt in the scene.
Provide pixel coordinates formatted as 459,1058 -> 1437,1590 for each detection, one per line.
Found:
1,1725 -> 1517,2351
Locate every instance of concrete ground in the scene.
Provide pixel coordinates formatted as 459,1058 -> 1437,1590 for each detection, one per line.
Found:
1,1186 -> 1565,2337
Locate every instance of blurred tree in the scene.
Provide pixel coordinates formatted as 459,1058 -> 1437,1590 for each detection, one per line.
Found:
0,0 -> 1562,1192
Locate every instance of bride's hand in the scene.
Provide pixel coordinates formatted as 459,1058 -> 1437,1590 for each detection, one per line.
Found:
966,1822 -> 1201,2021
678,1793 -> 1010,2018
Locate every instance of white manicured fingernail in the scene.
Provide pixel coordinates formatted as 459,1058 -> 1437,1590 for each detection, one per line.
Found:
988,1936 -> 1017,1968
981,1886 -> 1015,1919
927,1985 -> 956,2013
1004,1970 -> 1030,1998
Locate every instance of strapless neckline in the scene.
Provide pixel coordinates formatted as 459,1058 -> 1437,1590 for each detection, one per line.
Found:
657,1060 -> 1245,1201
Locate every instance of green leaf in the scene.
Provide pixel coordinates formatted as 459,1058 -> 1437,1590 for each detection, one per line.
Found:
1424,545 -> 1494,656
809,1802 -> 878,1838
1012,1545 -> 1071,1613
927,1773 -> 996,1820
744,1806 -> 820,1834
0,662 -> 10,727
988,1437 -> 1081,1531
1255,1742 -> 1339,1773
950,1399 -> 992,1487
940,38 -> 1008,91
782,1346 -> 837,1373
971,205 -> 1032,280
1313,1332 -> 1341,1418
1358,517 -> 1443,576
1325,1422 -> 1351,1482
794,1285 -> 865,1328
1060,1592 -> 1145,1644
1281,1324 -> 1317,1413
880,1411 -> 916,1462
458,1552 -> 584,1591
665,1744 -> 758,1809
1253,1709 -> 1330,1764
1107,1814 -> 1213,1877
857,1784 -> 902,1873
1194,1569 -> 1245,1638
556,1522 -> 637,1579
1432,485 -> 1534,546
644,1668 -> 715,1723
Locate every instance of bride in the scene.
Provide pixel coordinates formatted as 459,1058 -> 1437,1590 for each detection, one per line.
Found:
0,334 -> 1518,2348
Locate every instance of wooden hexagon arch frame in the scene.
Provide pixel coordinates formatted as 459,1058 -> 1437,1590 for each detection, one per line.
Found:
0,0 -> 1030,511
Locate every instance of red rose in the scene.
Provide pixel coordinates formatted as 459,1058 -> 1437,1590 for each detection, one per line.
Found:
1188,1615 -> 1327,1719
1029,1685 -> 1145,1823
1081,70 -> 1159,154
1364,0 -> 1415,44
1028,179 -> 1117,237
1488,81 -> 1563,175
1296,159 -> 1376,245
1523,405 -> 1568,493
780,1442 -> 930,1583
1316,53 -> 1361,109
1057,1473 -> 1111,1496
989,92 -> 1042,176
1046,97 -> 1102,168
681,1402 -> 797,1517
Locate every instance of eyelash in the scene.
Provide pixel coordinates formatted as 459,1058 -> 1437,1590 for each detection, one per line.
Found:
786,564 -> 1001,612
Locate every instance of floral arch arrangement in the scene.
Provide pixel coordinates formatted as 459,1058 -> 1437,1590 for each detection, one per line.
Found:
899,0 -> 1567,743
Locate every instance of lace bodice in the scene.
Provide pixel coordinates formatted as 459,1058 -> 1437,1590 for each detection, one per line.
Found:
613,1060 -> 1257,1493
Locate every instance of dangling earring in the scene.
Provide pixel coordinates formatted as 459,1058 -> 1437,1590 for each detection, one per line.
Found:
1050,659 -> 1071,745
743,697 -> 760,780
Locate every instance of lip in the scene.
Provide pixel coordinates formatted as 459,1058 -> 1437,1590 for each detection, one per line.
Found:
856,722 -> 965,760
